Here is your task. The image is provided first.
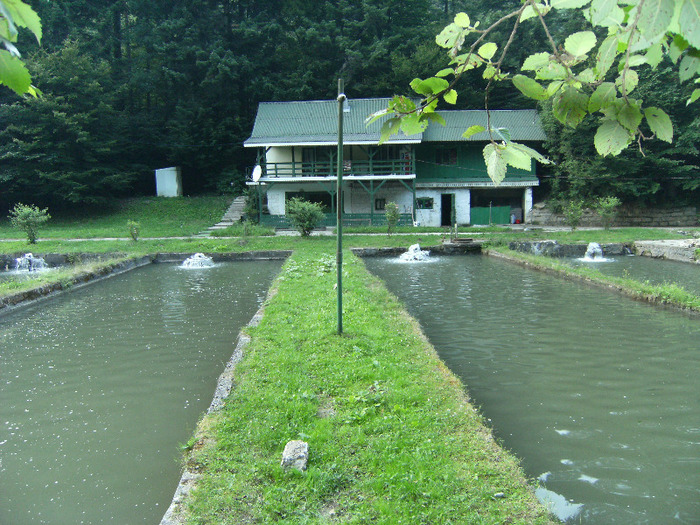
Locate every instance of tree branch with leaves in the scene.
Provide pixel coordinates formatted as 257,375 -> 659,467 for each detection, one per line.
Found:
371,0 -> 699,185
0,0 -> 42,96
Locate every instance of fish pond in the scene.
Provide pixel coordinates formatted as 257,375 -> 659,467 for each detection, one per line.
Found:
364,254 -> 699,524
568,254 -> 700,296
0,260 -> 282,524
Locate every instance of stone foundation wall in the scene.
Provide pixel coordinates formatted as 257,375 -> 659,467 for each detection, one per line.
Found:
529,205 -> 698,227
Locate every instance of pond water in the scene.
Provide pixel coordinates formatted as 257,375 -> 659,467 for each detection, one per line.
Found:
363,255 -> 699,524
0,261 -> 282,524
568,255 -> 700,296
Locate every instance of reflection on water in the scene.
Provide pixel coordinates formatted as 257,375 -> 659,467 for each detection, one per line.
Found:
0,261 -> 281,524
364,255 -> 700,524
569,255 -> 699,296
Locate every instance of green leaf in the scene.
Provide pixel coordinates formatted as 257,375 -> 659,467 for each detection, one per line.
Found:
390,95 -> 416,114
588,82 -> 617,112
552,86 -> 589,127
522,52 -> 551,71
492,127 -> 512,143
501,143 -> 533,170
688,88 -> 700,104
379,118 -> 401,144
594,118 -> 634,156
534,61 -> 567,80
637,0 -> 675,42
615,68 -> 639,94
443,89 -> 458,104
462,125 -> 486,139
510,142 -> 552,165
435,68 -> 455,78
564,31 -> 597,56
478,42 -> 498,60
2,0 -> 41,43
400,113 -> 428,136
590,0 -> 616,25
551,0 -> 591,9
0,48 -> 30,94
482,65 -> 497,79
669,35 -> 689,63
366,108 -> 390,126
411,76 -> 450,96
679,52 -> 700,82
595,35 -> 619,79
679,0 -> 700,48
547,80 -> 564,96
454,12 -> 470,28
483,144 -> 507,186
576,68 -> 596,83
616,100 -> 643,131
436,23 -> 463,49
643,43 -> 664,68
0,2 -> 19,40
426,112 -> 446,126
520,3 -> 550,22
590,0 -> 625,27
512,74 -> 549,100
644,106 -> 673,142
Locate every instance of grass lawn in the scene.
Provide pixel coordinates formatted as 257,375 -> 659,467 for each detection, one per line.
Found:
180,246 -> 554,524
0,196 -> 232,239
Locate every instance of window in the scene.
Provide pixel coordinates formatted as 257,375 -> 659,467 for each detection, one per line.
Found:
375,198 -> 386,211
436,148 -> 457,165
416,197 -> 434,210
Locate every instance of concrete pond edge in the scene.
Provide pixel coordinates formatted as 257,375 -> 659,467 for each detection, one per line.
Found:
487,248 -> 700,316
0,251 -> 292,315
158,284 -> 277,525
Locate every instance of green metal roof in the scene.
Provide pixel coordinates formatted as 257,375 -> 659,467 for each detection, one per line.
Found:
423,110 -> 545,142
244,99 -> 545,146
244,98 -> 418,147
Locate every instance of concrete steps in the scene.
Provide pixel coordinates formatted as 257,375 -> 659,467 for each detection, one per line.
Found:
198,196 -> 247,236
211,196 -> 246,229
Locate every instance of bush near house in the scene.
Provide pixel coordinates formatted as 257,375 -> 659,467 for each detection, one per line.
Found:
286,197 -> 325,236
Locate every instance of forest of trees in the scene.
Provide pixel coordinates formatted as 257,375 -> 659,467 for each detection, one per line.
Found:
0,0 -> 698,212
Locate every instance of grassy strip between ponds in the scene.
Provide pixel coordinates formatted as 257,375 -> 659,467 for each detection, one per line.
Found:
178,246 -> 554,524
487,247 -> 700,314
0,256 -> 138,301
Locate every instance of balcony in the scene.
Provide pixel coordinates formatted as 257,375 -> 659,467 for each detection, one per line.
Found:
255,158 -> 416,180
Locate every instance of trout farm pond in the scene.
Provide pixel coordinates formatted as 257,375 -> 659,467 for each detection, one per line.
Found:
0,261 -> 282,524
364,254 -> 699,524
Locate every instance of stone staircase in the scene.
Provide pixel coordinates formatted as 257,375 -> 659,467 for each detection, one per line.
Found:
196,196 -> 246,236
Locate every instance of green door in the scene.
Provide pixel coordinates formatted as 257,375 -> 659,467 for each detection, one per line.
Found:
470,206 -> 511,225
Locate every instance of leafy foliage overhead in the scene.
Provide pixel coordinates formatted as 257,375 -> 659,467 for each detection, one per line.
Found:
378,0 -> 699,187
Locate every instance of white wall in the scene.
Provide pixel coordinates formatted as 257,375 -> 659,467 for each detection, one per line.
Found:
414,189 -> 471,227
263,183 -> 474,227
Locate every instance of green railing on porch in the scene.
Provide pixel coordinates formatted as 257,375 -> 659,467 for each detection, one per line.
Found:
262,159 -> 415,178
260,213 -> 414,229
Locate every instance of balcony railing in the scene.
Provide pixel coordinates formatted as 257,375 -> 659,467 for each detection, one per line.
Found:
259,159 -> 415,179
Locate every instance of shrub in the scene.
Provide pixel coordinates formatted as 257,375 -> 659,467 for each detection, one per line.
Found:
385,202 -> 400,235
286,197 -> 325,236
127,220 -> 140,242
595,196 -> 621,230
8,203 -> 51,244
562,200 -> 585,230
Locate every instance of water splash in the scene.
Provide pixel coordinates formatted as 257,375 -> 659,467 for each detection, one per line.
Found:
398,244 -> 430,262
14,253 -> 48,272
181,253 -> 215,268
578,242 -> 613,262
